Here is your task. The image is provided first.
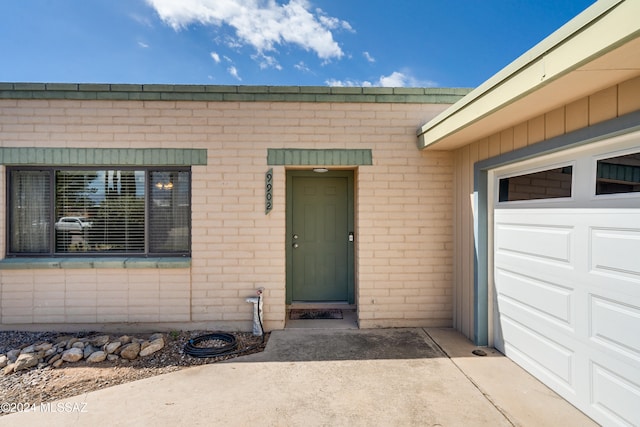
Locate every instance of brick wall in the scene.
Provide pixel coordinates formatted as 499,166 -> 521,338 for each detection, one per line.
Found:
0,92 -> 455,331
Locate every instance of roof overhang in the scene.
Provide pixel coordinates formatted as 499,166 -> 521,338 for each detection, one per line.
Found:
417,0 -> 640,151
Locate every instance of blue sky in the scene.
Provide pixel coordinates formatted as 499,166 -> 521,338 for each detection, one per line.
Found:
0,0 -> 595,88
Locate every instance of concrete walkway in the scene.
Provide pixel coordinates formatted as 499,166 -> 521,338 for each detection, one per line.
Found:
1,328 -> 596,426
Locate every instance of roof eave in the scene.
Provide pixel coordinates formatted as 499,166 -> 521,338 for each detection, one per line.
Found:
417,0 -> 640,150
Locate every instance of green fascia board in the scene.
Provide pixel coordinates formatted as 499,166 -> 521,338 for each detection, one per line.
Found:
267,148 -> 372,166
0,147 -> 207,166
0,83 -> 472,104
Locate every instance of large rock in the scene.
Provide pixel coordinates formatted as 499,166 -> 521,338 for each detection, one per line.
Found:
83,345 -> 99,359
90,335 -> 110,347
14,353 -> 40,371
66,338 -> 80,349
120,342 -> 141,360
149,333 -> 164,342
7,349 -> 20,363
139,338 -> 165,357
35,342 -> 53,352
119,335 -> 132,345
3,363 -> 16,375
20,345 -> 36,354
0,355 -> 7,369
86,351 -> 107,363
105,341 -> 121,354
46,353 -> 61,365
61,348 -> 83,363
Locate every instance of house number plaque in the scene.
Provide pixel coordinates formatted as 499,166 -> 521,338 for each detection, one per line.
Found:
265,168 -> 273,214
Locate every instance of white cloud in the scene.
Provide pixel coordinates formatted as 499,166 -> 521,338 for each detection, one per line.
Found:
252,52 -> 282,70
316,9 -> 353,32
294,61 -> 311,73
378,71 -> 408,87
130,13 -> 154,28
325,79 -> 372,88
363,51 -> 375,63
227,66 -> 241,81
146,0 -> 350,64
210,52 -> 221,63
138,41 -> 150,48
326,71 -> 437,88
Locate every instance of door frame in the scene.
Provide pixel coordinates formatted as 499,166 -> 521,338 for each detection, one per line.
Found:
285,169 -> 355,305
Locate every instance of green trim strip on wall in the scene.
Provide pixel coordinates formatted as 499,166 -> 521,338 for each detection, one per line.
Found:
0,148 -> 207,166
0,257 -> 191,269
0,83 -> 472,104
267,149 -> 372,166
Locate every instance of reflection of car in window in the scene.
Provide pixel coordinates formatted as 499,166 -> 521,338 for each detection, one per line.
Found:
54,217 -> 93,232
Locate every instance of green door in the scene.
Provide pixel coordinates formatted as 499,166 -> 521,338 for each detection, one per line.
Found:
287,171 -> 354,303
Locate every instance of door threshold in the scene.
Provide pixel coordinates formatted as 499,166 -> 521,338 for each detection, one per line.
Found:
288,302 -> 356,310
285,308 -> 359,330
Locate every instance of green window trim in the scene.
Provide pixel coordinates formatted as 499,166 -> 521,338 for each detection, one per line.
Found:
0,148 -> 207,166
267,149 -> 372,166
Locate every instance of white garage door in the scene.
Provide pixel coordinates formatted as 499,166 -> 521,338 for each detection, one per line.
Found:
492,132 -> 640,426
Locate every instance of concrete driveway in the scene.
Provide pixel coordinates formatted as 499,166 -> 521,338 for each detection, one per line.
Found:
0,328 -> 596,426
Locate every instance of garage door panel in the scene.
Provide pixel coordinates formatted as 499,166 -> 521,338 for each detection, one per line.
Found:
496,268 -> 573,327
492,138 -> 640,424
495,222 -> 573,265
590,295 -> 640,363
591,361 -> 640,427
591,227 -> 640,279
501,315 -> 575,387
494,208 -> 640,425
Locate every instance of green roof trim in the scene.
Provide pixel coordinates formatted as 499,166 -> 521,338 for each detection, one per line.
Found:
267,149 -> 372,166
0,83 -> 472,104
0,147 -> 207,166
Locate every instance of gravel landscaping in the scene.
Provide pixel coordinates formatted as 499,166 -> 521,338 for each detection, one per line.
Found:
0,330 -> 268,415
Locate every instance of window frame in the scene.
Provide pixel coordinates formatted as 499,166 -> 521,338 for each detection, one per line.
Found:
6,165 -> 191,258
593,147 -> 640,197
494,160 -> 576,207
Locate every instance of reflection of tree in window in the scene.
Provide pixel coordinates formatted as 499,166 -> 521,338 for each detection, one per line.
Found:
93,170 -> 145,252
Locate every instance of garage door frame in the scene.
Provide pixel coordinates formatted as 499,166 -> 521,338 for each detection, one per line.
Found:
472,109 -> 640,347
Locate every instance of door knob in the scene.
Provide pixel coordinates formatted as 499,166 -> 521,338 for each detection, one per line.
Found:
292,243 -> 299,249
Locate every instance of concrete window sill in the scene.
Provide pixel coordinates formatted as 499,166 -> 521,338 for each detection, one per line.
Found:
0,257 -> 191,269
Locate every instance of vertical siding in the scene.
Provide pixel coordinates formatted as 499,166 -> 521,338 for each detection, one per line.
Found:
451,75 -> 640,340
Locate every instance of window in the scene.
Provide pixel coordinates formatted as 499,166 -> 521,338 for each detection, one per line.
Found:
8,167 -> 190,256
596,151 -> 640,195
498,166 -> 573,202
